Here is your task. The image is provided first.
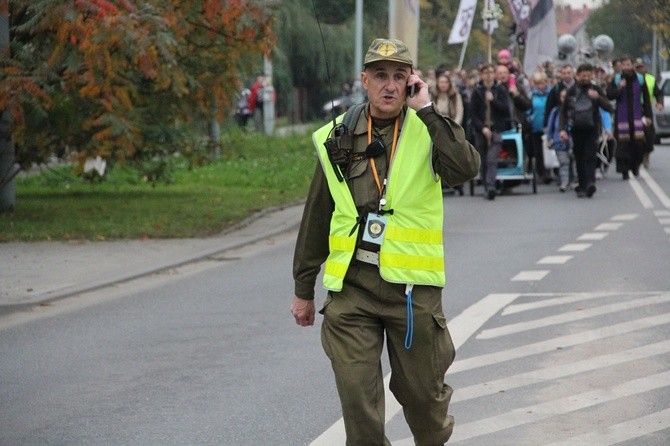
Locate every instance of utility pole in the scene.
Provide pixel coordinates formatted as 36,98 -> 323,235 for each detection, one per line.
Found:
0,0 -> 16,213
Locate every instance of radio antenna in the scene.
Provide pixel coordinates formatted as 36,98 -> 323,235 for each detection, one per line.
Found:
310,0 -> 339,130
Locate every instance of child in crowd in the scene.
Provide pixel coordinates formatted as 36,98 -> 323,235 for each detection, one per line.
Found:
546,89 -> 571,192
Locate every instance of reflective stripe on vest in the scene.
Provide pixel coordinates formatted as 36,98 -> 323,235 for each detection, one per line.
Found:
313,108 -> 445,291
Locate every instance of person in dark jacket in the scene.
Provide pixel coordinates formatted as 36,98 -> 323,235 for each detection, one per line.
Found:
470,63 -> 514,200
560,63 -> 613,198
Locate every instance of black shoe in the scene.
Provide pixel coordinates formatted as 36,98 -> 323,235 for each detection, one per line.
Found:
575,186 -> 585,198
622,172 -> 629,180
586,183 -> 596,198
487,189 -> 496,200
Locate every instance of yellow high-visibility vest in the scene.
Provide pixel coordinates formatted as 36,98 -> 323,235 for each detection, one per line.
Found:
313,107 -> 445,291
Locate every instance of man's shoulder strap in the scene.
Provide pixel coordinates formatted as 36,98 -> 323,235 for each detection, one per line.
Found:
342,102 -> 366,131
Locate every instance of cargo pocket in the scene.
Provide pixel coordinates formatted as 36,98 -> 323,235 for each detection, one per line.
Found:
432,311 -> 456,379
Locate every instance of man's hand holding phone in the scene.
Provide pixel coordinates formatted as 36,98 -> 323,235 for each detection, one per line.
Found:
405,71 -> 431,111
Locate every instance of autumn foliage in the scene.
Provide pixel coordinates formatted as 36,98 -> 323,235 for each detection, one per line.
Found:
1,0 -> 274,169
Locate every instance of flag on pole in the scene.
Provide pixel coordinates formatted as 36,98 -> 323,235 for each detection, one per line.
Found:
523,0 -> 558,74
389,0 -> 419,65
482,0 -> 500,36
448,0 -> 477,45
506,0 -> 532,36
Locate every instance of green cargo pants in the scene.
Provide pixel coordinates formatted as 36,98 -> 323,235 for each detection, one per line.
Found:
320,261 -> 456,446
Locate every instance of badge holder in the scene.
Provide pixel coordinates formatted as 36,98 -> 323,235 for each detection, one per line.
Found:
362,213 -> 387,245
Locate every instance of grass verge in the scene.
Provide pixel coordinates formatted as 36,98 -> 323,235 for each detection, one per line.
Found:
0,127 -> 318,242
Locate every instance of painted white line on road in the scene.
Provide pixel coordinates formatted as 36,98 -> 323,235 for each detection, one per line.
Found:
537,255 -> 572,265
665,227 -> 670,234
449,370 -> 670,442
544,407 -> 670,446
655,210 -> 670,217
511,270 -> 550,281
503,291 -> 625,315
308,293 -> 522,446
559,243 -> 592,252
453,339 -> 670,402
449,312 -> 670,373
577,232 -> 609,241
628,175 -> 655,209
477,293 -> 670,339
639,166 -> 670,208
594,222 -> 623,231
611,213 -> 639,221
659,218 -> 670,225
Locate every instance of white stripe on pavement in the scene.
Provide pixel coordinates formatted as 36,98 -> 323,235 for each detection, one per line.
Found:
449,312 -> 670,373
510,270 -> 550,281
544,407 -> 670,446
639,166 -> 670,208
453,339 -> 670,402
611,213 -> 638,221
558,243 -> 591,252
577,232 -> 608,241
628,174 -> 655,208
537,255 -> 572,265
449,370 -> 670,442
593,222 -> 623,231
502,291 -> 616,316
478,293 -> 670,339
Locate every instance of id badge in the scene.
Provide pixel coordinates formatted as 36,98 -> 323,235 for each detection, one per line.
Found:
362,213 -> 387,245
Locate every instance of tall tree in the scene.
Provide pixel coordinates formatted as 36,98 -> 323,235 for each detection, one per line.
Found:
0,0 -> 274,171
585,0 -> 651,58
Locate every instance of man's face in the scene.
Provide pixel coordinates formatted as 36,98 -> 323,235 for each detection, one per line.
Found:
621,59 -> 634,74
576,70 -> 592,85
362,61 -> 411,119
560,66 -> 573,83
495,65 -> 510,84
480,67 -> 495,84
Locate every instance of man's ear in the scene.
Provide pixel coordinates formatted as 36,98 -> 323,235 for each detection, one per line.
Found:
360,71 -> 368,90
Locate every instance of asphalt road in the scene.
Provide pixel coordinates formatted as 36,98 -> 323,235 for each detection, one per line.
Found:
1,144 -> 669,445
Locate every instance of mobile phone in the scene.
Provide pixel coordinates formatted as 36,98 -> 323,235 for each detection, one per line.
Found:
406,83 -> 416,98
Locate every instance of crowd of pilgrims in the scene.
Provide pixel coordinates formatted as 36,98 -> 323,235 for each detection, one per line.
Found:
411,49 -> 663,200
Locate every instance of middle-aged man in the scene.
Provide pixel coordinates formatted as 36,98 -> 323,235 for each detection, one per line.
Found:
291,38 -> 480,445
560,63 -> 613,198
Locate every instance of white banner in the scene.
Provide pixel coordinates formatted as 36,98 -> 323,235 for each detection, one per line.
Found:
447,0 -> 477,44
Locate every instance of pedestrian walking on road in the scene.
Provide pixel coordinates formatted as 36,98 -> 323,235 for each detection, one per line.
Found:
560,63 -> 613,198
606,56 -> 653,180
291,37 -> 480,445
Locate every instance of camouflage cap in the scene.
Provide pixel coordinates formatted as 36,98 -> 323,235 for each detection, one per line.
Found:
363,38 -> 414,67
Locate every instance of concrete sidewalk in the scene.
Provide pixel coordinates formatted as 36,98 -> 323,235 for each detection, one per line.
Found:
0,203 -> 304,314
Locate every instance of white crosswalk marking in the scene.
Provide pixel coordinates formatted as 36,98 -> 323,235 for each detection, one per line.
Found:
449,311 -> 670,373
477,293 -> 670,339
449,371 -> 670,442
453,340 -> 670,402
502,291 -> 616,315
544,408 -> 670,446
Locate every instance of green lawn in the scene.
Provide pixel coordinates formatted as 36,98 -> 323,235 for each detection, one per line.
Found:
0,128 -> 319,242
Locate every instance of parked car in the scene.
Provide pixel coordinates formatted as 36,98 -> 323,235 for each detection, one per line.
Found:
653,71 -> 670,143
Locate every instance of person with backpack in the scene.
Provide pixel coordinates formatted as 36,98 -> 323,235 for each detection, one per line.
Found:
560,63 -> 613,198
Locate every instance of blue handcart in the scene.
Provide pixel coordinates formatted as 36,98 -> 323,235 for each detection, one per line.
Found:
470,126 -> 537,195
